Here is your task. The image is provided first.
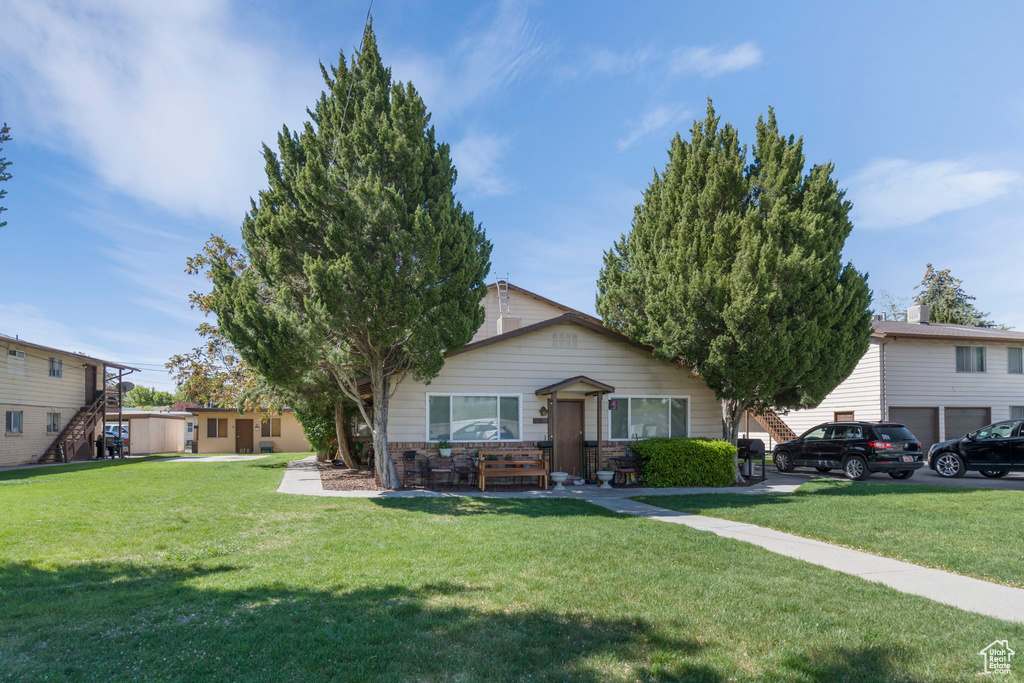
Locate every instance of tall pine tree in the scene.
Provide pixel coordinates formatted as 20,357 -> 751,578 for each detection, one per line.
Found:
913,264 -> 995,327
597,102 -> 871,480
210,23 -> 491,488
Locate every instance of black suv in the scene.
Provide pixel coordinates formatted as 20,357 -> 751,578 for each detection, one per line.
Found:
928,419 -> 1024,478
773,422 -> 924,480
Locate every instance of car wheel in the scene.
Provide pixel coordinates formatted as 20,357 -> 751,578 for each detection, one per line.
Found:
774,451 -> 794,473
888,470 -> 914,479
934,453 -> 966,478
815,467 -> 832,473
980,469 -> 1009,478
843,456 -> 869,481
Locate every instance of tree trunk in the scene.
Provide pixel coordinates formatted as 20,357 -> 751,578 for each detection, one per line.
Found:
333,401 -> 358,469
370,366 -> 401,490
721,399 -> 746,483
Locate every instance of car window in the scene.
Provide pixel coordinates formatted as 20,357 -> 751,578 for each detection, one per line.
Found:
873,425 -> 915,441
976,422 -> 1016,440
803,426 -> 828,441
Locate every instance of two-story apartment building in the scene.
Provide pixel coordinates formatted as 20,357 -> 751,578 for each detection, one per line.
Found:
772,305 -> 1024,452
1,334 -> 136,467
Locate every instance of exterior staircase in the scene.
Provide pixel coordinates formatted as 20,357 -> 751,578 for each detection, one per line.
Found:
39,392 -> 107,464
752,409 -> 797,444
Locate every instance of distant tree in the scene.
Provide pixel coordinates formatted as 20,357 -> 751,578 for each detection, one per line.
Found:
0,123 -> 11,228
597,102 -> 871,481
874,290 -> 909,322
209,23 -> 491,489
913,264 -> 997,327
123,385 -> 175,407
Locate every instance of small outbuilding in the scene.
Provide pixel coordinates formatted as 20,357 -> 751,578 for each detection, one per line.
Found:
105,409 -> 189,456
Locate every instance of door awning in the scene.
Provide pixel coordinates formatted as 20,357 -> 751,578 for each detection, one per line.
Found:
535,375 -> 615,396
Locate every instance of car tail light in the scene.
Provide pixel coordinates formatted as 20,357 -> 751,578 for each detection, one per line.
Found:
869,441 -> 893,450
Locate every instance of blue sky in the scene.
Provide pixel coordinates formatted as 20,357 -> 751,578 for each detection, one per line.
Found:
2,0 -> 1023,392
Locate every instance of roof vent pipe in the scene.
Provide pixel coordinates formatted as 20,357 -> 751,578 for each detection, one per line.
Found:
907,304 -> 930,324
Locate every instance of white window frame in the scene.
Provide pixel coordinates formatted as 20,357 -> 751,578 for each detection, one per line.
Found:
1009,348 -> 1024,375
5,410 -> 23,434
48,357 -> 63,378
46,412 -> 61,433
425,392 -> 523,443
955,345 -> 987,373
606,395 -> 691,441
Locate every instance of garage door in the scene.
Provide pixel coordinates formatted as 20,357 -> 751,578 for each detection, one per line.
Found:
944,407 -> 991,441
888,407 -> 939,453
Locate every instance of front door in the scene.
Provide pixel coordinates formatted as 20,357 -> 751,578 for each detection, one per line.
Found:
235,419 -> 253,453
554,400 -> 584,476
85,365 -> 96,404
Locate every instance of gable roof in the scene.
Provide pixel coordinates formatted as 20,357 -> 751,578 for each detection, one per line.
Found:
535,375 -> 616,395
486,281 -> 602,325
872,320 -> 1024,344
0,334 -> 138,371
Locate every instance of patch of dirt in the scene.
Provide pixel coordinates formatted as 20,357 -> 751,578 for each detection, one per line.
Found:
318,464 -> 380,491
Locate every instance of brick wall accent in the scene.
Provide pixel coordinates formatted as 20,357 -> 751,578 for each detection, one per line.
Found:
385,440 -> 637,477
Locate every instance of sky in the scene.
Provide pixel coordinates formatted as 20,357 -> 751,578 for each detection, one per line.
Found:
2,0 -> 1023,392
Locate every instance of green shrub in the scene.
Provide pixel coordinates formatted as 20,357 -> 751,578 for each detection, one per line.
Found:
631,437 -> 736,487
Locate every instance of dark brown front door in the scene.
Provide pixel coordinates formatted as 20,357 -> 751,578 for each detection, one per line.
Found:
85,365 -> 96,404
554,400 -> 584,476
235,419 -> 254,453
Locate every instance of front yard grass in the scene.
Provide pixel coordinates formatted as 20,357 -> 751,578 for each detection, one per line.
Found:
636,479 -> 1024,589
1,457 -> 1020,681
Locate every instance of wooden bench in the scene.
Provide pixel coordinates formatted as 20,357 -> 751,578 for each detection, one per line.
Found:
477,450 -> 548,491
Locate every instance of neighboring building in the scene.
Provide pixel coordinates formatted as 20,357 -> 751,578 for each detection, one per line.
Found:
766,305 -> 1024,452
1,334 -> 137,467
383,280 -> 723,477
104,409 -> 189,455
189,408 -> 311,454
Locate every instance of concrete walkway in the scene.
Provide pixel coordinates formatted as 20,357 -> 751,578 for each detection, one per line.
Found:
589,497 -> 1024,624
276,456 -> 806,498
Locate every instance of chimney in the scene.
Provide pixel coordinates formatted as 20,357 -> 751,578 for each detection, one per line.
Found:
872,313 -> 886,322
907,304 -> 930,324
497,316 -> 521,335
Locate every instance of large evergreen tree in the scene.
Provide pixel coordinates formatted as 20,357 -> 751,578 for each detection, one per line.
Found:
210,23 -> 491,488
913,263 -> 996,327
597,102 -> 871,480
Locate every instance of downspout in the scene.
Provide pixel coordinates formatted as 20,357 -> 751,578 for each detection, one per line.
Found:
878,338 -> 893,421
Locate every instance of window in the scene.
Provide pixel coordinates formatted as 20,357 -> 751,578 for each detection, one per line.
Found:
261,418 -> 282,437
956,346 -> 986,372
1013,406 -> 1024,421
48,357 -> 63,378
427,394 -> 521,442
608,396 -> 689,440
802,426 -> 828,441
828,425 -> 863,440
46,413 -> 61,433
206,417 -> 228,438
1010,348 -> 1024,374
5,411 -> 23,434
6,349 -> 25,376
975,421 -> 1016,441
186,422 -> 194,433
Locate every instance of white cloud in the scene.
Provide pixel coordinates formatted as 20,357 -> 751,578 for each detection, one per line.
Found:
450,133 -> 512,196
850,158 -> 1021,229
617,104 -> 690,151
0,0 -> 319,223
669,41 -> 762,77
390,0 -> 545,118
556,46 -> 654,79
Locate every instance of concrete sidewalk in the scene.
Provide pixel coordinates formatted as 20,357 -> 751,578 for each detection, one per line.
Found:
589,497 -> 1024,624
276,456 -> 807,499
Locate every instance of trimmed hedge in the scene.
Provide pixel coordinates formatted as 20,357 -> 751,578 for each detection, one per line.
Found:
631,437 -> 736,487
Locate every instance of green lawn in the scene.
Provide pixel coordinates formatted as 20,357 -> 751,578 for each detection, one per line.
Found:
1,456 -> 1019,681
637,479 -> 1024,589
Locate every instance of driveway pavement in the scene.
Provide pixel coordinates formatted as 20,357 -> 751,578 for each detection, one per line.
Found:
772,464 -> 1024,490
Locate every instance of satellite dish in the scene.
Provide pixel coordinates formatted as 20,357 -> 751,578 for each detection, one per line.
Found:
120,381 -> 136,393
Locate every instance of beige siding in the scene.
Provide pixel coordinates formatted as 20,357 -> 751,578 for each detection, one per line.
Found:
390,321 -> 722,443
781,340 -> 883,435
884,339 -> 1024,440
470,288 -> 570,343
108,415 -> 185,455
1,340 -> 104,466
192,411 -> 311,454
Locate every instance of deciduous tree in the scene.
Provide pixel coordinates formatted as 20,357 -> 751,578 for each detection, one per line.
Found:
0,123 -> 12,228
597,102 -> 871,481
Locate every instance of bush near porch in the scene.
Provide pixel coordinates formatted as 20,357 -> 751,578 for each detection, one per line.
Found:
632,437 -> 735,487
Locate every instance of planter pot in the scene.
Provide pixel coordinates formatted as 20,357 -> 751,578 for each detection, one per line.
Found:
550,471 -> 568,491
596,471 -> 614,489
438,448 -> 452,458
